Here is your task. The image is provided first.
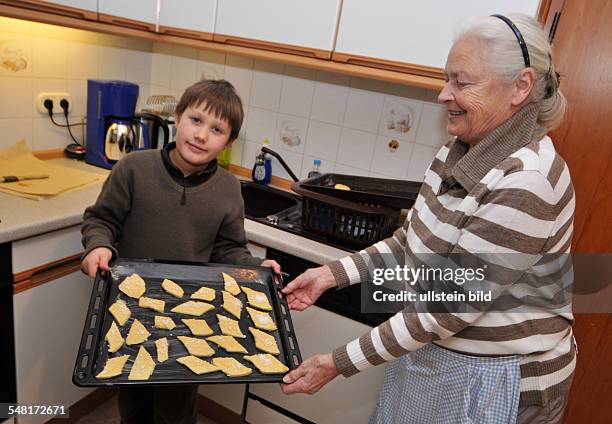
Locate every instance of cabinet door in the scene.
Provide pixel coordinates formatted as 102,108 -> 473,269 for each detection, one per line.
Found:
214,0 -> 342,59
334,0 -> 541,75
13,271 -> 94,424
42,0 -> 97,12
8,0 -> 98,20
158,0 -> 216,40
98,0 -> 158,31
248,306 -> 386,424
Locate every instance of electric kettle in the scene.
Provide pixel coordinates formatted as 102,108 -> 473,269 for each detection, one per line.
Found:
104,113 -> 170,162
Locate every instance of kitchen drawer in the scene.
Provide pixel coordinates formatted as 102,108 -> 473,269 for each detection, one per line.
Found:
11,225 -> 82,275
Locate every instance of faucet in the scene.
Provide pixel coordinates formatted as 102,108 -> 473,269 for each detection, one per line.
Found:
261,147 -> 300,182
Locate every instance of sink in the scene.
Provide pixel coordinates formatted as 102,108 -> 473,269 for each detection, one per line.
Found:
240,181 -> 299,219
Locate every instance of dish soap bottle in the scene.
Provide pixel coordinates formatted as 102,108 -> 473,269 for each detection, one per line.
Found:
252,139 -> 272,185
218,146 -> 231,169
307,159 -> 322,178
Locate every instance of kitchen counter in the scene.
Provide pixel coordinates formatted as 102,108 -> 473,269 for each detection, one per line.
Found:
0,157 -> 350,264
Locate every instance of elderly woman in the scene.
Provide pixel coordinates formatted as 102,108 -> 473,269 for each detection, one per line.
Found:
281,13 -> 575,424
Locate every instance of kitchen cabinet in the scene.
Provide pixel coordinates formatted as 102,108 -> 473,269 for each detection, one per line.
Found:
10,225 -> 91,424
13,270 -> 94,424
334,0 -> 541,76
11,225 -> 82,276
247,305 -> 386,423
158,0 -> 216,40
214,0 -> 342,59
2,0 -> 97,20
98,0 -> 157,32
41,0 -> 97,13
245,397 -> 301,424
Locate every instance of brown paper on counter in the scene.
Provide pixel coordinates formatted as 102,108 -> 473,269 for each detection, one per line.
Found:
0,140 -> 104,200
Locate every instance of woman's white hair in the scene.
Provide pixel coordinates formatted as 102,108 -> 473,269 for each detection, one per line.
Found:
455,13 -> 566,130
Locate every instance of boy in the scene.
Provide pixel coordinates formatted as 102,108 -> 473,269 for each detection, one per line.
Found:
81,79 -> 279,424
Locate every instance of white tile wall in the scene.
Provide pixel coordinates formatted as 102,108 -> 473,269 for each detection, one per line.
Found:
337,128 -> 377,170
245,107 -> 277,144
224,55 -> 253,104
169,46 -> 198,91
0,17 -> 450,183
371,135 -> 416,179
0,118 -> 33,150
343,87 -> 385,133
197,50 -> 225,80
304,120 -> 341,160
250,60 -> 284,111
275,113 -> 308,154
405,144 -> 439,181
279,66 -> 315,118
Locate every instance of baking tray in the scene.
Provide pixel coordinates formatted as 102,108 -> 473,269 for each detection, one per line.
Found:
297,174 -> 421,209
73,258 -> 302,386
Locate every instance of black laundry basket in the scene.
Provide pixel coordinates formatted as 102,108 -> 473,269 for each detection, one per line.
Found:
292,174 -> 421,249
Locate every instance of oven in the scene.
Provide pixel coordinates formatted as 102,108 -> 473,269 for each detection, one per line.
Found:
265,248 -> 393,328
0,242 -> 17,422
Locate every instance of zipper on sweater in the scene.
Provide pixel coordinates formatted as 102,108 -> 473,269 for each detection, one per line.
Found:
181,186 -> 186,205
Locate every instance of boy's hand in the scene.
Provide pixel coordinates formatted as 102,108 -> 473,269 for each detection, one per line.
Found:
81,247 -> 113,278
260,259 -> 281,275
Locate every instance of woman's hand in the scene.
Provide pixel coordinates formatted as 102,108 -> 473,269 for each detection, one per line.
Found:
281,265 -> 337,311
260,259 -> 281,274
81,247 -> 112,278
281,353 -> 340,395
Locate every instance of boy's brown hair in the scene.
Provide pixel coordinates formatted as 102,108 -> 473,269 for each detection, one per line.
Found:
175,79 -> 244,141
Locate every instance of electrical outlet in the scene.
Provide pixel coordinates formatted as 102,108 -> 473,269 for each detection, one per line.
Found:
36,92 -> 72,114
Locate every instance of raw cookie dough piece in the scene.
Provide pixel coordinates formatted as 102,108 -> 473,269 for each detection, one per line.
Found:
156,337 -> 169,362
212,357 -> 252,377
182,318 -> 214,337
126,319 -> 151,345
222,291 -> 243,319
161,278 -> 184,298
217,314 -> 245,338
105,321 -> 124,353
249,327 -> 279,355
177,335 -> 215,357
207,335 -> 248,354
244,354 -> 289,374
128,346 -> 155,380
118,274 -> 146,299
139,296 -> 165,313
246,307 -> 277,331
191,286 -> 215,302
171,301 -> 214,317
96,354 -> 130,379
108,299 -> 131,326
154,316 -> 176,330
241,286 -> 272,311
177,356 -> 220,375
222,272 -> 241,296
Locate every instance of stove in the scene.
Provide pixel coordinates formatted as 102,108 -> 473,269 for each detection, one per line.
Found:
252,203 -> 361,252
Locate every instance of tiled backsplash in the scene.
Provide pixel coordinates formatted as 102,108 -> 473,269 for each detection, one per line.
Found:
0,17 -> 451,182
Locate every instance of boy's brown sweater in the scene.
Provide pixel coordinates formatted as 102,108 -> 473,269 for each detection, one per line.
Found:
81,149 -> 260,266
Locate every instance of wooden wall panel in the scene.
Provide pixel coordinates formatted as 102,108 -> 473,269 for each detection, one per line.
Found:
548,0 -> 612,422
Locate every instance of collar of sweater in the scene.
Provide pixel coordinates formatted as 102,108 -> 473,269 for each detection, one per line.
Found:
161,142 -> 218,188
441,102 -> 544,192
